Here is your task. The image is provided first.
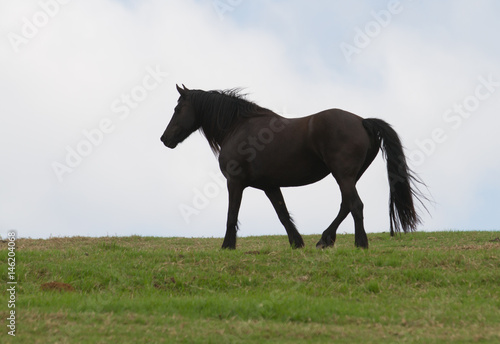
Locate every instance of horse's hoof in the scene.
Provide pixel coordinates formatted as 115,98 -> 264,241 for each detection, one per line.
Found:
292,240 -> 305,249
316,237 -> 334,249
354,241 -> 369,249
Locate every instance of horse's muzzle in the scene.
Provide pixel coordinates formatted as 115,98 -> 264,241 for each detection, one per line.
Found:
160,135 -> 177,149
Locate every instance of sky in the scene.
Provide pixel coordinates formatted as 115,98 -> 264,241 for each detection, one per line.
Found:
1,0 -> 499,240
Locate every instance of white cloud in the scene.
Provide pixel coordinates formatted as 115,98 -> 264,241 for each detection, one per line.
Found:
0,0 -> 498,240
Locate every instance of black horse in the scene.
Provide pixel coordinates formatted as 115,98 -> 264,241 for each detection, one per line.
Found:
161,85 -> 425,249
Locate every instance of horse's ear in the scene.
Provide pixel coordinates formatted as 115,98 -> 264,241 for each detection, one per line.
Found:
176,84 -> 187,98
182,84 -> 189,91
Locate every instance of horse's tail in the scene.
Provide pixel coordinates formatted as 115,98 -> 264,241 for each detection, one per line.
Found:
362,118 -> 426,236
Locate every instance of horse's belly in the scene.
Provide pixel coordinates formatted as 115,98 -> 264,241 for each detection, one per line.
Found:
248,158 -> 330,188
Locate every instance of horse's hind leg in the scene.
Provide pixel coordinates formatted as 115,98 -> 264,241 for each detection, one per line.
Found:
316,197 -> 350,248
347,183 -> 368,248
264,188 -> 305,248
316,177 -> 368,249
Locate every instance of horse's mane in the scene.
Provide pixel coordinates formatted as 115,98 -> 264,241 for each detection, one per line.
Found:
189,88 -> 273,154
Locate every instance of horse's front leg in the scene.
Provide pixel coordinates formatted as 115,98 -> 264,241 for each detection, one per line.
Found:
221,181 -> 244,249
264,188 -> 304,248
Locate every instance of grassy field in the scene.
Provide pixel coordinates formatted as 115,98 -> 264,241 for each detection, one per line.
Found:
1,231 -> 499,343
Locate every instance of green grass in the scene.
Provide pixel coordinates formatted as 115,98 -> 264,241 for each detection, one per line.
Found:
1,231 -> 500,343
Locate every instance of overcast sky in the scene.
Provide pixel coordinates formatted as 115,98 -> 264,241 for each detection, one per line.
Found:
1,0 -> 499,240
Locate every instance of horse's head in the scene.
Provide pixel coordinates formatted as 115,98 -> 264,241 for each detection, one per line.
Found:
160,84 -> 200,148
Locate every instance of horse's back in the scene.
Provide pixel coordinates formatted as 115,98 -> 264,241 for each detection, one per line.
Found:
309,108 -> 365,134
